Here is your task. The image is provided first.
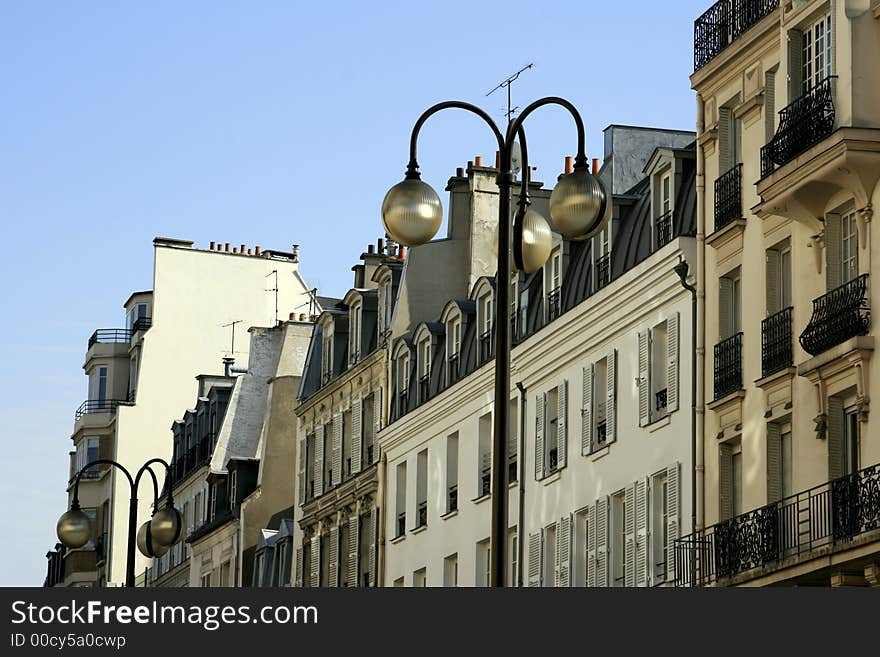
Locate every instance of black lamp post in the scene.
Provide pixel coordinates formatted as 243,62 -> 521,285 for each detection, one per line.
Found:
382,97 -> 609,586
56,458 -> 182,588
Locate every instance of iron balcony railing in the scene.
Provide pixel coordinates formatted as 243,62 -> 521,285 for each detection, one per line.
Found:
800,274 -> 870,356
131,317 -> 152,334
88,328 -> 131,349
761,76 -> 836,178
547,288 -> 562,322
762,307 -> 793,377
714,163 -> 742,231
417,501 -> 428,528
479,330 -> 493,364
694,0 -> 779,71
595,253 -> 611,291
655,210 -> 673,249
75,399 -> 124,421
674,462 -> 880,587
714,332 -> 743,400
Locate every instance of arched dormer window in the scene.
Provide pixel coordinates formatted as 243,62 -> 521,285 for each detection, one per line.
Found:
320,316 -> 334,384
349,299 -> 362,365
442,308 -> 461,385
392,341 -> 412,418
470,277 -> 495,365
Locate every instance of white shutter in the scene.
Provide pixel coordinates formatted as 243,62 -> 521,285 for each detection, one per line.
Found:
298,436 -> 307,504
638,331 -> 650,426
766,422 -> 782,503
368,507 -> 378,586
582,364 -> 593,455
557,380 -> 568,469
624,484 -> 635,587
558,515 -> 571,587
719,443 -> 734,521
294,544 -> 304,587
635,478 -> 648,587
527,532 -> 542,587
827,396 -> 844,480
328,525 -> 339,587
535,394 -> 545,480
586,505 -> 596,587
351,397 -> 363,475
718,106 -> 733,174
314,424 -> 324,497
606,350 -> 617,442
787,29 -> 804,101
825,212 -> 842,291
309,536 -> 320,588
666,313 -> 680,413
765,70 -> 776,141
719,277 -> 734,340
665,462 -> 680,582
373,388 -> 383,463
348,513 -> 359,587
595,497 -> 608,587
766,248 -> 781,316
332,412 -> 343,487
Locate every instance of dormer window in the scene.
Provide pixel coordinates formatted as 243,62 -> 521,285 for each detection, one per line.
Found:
546,249 -> 562,322
655,169 -> 674,249
446,316 -> 461,385
418,338 -> 431,403
479,293 -> 493,363
321,322 -> 334,384
595,224 -> 612,290
378,278 -> 393,343
396,350 -> 410,416
349,302 -> 361,365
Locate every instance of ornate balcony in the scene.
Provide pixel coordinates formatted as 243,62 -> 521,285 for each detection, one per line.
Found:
655,210 -> 673,249
595,253 -> 611,291
761,307 -> 793,377
713,333 -> 743,400
714,164 -> 742,232
694,0 -> 779,71
799,274 -> 870,357
674,462 -> 880,586
761,77 -> 836,178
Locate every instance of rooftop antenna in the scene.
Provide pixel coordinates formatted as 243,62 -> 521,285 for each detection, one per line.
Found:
266,270 -> 279,325
486,63 -> 534,124
221,320 -> 243,354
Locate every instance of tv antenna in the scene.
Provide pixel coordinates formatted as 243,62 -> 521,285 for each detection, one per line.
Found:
487,63 -> 534,123
266,270 -> 279,325
221,320 -> 243,354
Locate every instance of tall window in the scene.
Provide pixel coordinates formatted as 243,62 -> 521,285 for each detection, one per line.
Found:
447,316 -> 461,358
651,472 -> 669,583
844,407 -> 860,476
446,432 -> 458,513
478,413 -> 491,498
418,338 -> 431,402
802,12 -> 832,95
542,524 -> 556,588
416,449 -> 428,528
719,268 -> 742,339
766,240 -> 792,314
321,325 -> 333,383
509,531 -> 518,587
841,210 -> 858,284
546,387 -> 559,472
362,393 -> 375,465
349,303 -> 361,364
782,426 -> 793,499
476,539 -> 491,587
395,461 -> 407,538
396,351 -> 410,415
443,553 -> 458,587
90,366 -> 108,404
480,294 -> 492,335
661,172 -> 671,215
378,279 -> 393,343
720,440 -> 743,521
610,492 -> 626,587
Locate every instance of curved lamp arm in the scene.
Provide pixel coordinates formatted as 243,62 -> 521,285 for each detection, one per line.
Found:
134,458 -> 174,511
506,96 -> 588,171
71,459 -> 134,510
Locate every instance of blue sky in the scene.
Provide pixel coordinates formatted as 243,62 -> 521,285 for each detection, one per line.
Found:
0,0 -> 705,585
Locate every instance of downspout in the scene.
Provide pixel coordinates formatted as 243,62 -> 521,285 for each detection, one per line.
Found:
695,93 -> 707,532
515,381 -> 526,587
377,451 -> 387,587
674,261 -> 698,545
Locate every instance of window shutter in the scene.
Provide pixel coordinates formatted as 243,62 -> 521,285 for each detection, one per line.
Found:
348,513 -> 359,587
719,444 -> 733,521
765,70 -> 777,141
787,29 -> 804,101
351,398 -> 363,475
766,248 -> 781,315
373,388 -> 382,463
635,478 -> 648,587
586,505 -> 596,587
665,462 -> 680,582
606,350 -> 617,443
766,422 -> 783,503
377,286 -> 386,340
825,212 -> 842,291
332,412 -> 343,487
666,314 -> 680,413
298,436 -> 307,504
328,525 -> 339,587
624,484 -> 636,587
535,394 -> 545,480
718,106 -> 733,174
557,516 -> 571,587
557,380 -> 568,469
827,396 -> 845,480
527,532 -> 542,587
595,497 -> 608,587
719,277 -> 734,340
294,544 -> 304,587
309,536 -> 320,588
582,364 -> 594,455
314,424 -> 324,497
638,331 -> 650,426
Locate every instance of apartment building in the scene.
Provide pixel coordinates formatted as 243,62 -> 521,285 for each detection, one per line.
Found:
381,129 -> 697,587
678,0 -> 880,587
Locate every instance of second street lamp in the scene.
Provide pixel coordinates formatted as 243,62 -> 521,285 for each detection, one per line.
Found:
383,96 -> 609,586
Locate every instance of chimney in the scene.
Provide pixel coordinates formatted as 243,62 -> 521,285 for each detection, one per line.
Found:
299,313 -> 307,321
592,158 -> 600,175
289,312 -> 296,321
240,243 -> 246,253
255,246 -> 261,256
456,167 -> 464,177
378,238 -> 385,254
467,160 -> 473,170
209,241 -> 216,250
398,245 -> 406,259
224,243 -> 230,253
474,155 -> 483,167
368,244 -> 375,254
247,248 -> 253,255
222,357 -> 235,377
292,244 -> 300,263
233,247 -> 238,254
564,156 -> 573,174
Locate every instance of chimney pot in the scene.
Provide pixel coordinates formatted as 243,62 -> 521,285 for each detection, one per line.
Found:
255,246 -> 261,256
368,244 -> 375,254
247,248 -> 253,255
592,158 -> 600,175
240,243 -> 246,253
292,244 -> 300,262
233,247 -> 238,254
378,238 -> 385,254
467,160 -> 473,170
398,245 -> 406,259
289,312 -> 296,321
564,156 -> 574,174
209,241 -> 216,250
225,243 -> 230,252
299,313 -> 307,321
474,155 -> 483,167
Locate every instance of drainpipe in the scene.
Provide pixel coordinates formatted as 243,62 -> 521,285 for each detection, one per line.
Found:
695,93 -> 707,533
674,260 -> 698,551
377,451 -> 387,587
515,381 -> 527,587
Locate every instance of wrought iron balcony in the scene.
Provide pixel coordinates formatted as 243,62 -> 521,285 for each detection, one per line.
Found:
131,317 -> 152,334
761,77 -> 836,178
674,462 -> 880,586
88,328 -> 131,349
713,332 -> 743,400
595,253 -> 611,291
479,330 -> 493,364
74,399 -> 124,421
655,210 -> 673,249
761,307 -> 793,377
694,0 -> 779,71
714,164 -> 742,231
547,288 -> 562,322
799,274 -> 870,357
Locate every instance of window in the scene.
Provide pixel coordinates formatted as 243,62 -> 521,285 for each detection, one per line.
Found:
782,426 -> 793,499
229,470 -> 237,508
584,351 -> 617,451
396,350 -> 410,416
573,509 -> 589,586
194,492 -> 203,527
323,427 -> 333,492
126,303 -> 148,331
321,324 -> 333,383
413,567 -> 427,587
509,531 -> 518,587
416,449 -> 428,528
446,433 -> 458,513
536,381 -> 567,479
443,553 -> 458,587
476,539 -> 491,587
219,560 -> 231,587
802,12 -> 832,95
305,433 -> 316,500
349,302 -> 361,364
545,249 -> 563,320
76,437 -> 100,477
378,279 -> 393,342
844,407 -> 860,476
508,399 -> 518,484
651,472 -> 669,583
362,394 -> 375,465
478,412 -> 491,497
395,461 -> 407,538
732,450 -> 743,517
418,338 -> 431,402
661,172 -> 671,215
841,209 -> 858,285
201,572 -> 212,588
480,294 -> 492,336
595,356 -> 609,445
542,524 -> 557,587
89,366 -> 108,404
719,268 -> 742,339
610,492 -> 626,587
342,410 -> 352,479
546,387 -> 559,472
720,440 -> 743,520
446,315 -> 461,385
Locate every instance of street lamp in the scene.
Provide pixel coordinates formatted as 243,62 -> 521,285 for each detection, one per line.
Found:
383,97 -> 609,586
57,458 -> 182,587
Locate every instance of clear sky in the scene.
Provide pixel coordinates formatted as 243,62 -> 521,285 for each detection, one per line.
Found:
0,0 -> 706,585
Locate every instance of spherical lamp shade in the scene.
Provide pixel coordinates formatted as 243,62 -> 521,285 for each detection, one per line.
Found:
381,179 -> 443,247
519,209 -> 553,274
150,506 -> 182,547
57,509 -> 91,549
549,168 -> 609,240
136,521 -> 170,558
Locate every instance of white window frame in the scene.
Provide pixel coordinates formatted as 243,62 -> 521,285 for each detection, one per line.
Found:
349,302 -> 362,365
802,11 -> 833,95
321,321 -> 334,383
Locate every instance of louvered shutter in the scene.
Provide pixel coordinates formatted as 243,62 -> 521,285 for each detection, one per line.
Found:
582,365 -> 593,455
298,436 -> 307,504
377,285 -> 386,340
766,248 -> 781,315
827,396 -> 844,480
825,212 -> 842,291
351,398 -> 363,474
718,106 -> 733,174
767,423 -> 783,503
638,331 -> 650,426
373,388 -> 382,464
606,349 -> 617,442
332,412 -> 343,486
557,380 -> 568,469
624,484 -> 636,586
787,29 -> 804,101
719,444 -> 734,521
595,497 -> 608,587
666,314 -> 680,413
635,478 -> 648,587
368,507 -> 378,586
348,513 -> 359,587
314,425 -> 324,496
328,525 -> 339,587
719,277 -> 734,340
535,394 -> 545,480
294,544 -> 304,587
666,462 -> 680,582
558,516 -> 571,587
586,505 -> 596,587
765,70 -> 777,141
527,532 -> 542,587
309,536 -> 320,588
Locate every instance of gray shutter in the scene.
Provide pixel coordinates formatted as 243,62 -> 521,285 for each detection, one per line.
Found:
309,536 -> 320,588
825,212 -> 842,291
558,516 -> 571,587
719,277 -> 734,340
332,412 -> 343,487
314,424 -> 324,497
718,106 -> 733,174
348,513 -> 359,587
606,350 -> 617,442
294,544 -> 304,587
351,397 -> 363,475
765,70 -> 777,141
827,396 -> 844,480
719,444 -> 734,521
624,484 -> 636,587
665,462 -> 680,582
535,394 -> 545,480
635,478 -> 648,587
582,364 -> 594,455
373,388 -> 382,463
298,436 -> 307,504
595,497 -> 608,587
368,507 -> 378,586
328,525 -> 339,587
557,380 -> 568,469
767,423 -> 783,503
766,248 -> 781,315
527,532 -> 541,587
666,314 -> 680,413
787,29 -> 804,101
638,331 -> 650,426
586,505 -> 596,587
